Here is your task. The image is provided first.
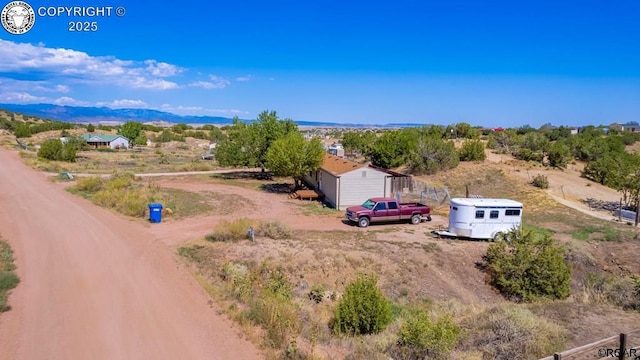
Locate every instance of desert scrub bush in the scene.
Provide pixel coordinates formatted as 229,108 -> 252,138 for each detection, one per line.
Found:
392,311 -> 460,359
206,219 -> 292,242
513,148 -> 543,163
485,228 -> 571,302
0,239 -> 19,312
458,139 -> 486,162
257,221 -> 292,239
74,177 -> 104,193
580,273 -> 640,310
224,263 -> 301,351
37,139 -> 77,162
531,174 -> 549,189
205,218 -> 254,242
459,304 -> 567,360
333,273 -> 393,336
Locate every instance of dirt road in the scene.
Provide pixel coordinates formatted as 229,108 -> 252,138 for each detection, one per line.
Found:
0,148 -> 262,359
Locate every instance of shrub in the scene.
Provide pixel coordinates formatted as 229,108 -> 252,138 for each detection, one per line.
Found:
581,273 -> 640,310
513,148 -> 544,162
531,174 -> 549,189
86,123 -> 95,132
257,221 -> 292,239
38,139 -> 63,160
74,177 -> 104,193
485,228 -> 571,302
205,218 -> 254,242
37,139 -> 76,162
459,304 -> 567,360
458,140 -> 486,161
13,123 -> 31,138
333,273 -> 392,335
394,311 -> 460,359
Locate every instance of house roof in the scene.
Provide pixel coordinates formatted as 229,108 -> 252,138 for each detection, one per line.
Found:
81,134 -> 128,142
320,153 -> 366,176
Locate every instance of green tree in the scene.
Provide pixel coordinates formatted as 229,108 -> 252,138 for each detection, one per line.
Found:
86,123 -> 95,132
407,137 -> 459,174
117,121 -> 143,144
333,273 -> 392,336
458,139 -> 486,161
547,142 -> 572,168
367,129 -> 417,168
342,131 -> 376,154
215,111 -> 297,169
266,132 -> 324,189
485,228 -> 571,302
37,139 -> 76,162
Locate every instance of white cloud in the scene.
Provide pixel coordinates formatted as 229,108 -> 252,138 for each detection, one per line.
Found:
145,60 -> 183,77
97,99 -> 148,108
130,77 -> 178,90
189,75 -> 230,89
0,91 -> 47,103
189,81 -> 218,89
236,75 -> 252,82
0,39 -> 181,90
55,85 -> 70,93
53,96 -> 88,106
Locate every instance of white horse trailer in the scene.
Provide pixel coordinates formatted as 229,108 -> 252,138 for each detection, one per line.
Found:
434,198 -> 523,240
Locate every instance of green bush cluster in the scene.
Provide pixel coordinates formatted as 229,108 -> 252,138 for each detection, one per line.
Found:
394,311 -> 460,359
458,139 -> 486,161
531,174 -> 549,189
37,139 -> 77,162
332,273 -> 392,336
485,229 -> 571,302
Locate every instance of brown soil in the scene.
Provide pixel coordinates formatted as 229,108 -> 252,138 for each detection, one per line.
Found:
0,148 -> 262,360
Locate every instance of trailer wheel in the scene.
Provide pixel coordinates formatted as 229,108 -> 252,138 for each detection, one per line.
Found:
358,217 -> 370,228
410,214 -> 421,225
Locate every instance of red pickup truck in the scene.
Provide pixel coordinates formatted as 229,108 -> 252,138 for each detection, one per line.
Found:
345,197 -> 431,228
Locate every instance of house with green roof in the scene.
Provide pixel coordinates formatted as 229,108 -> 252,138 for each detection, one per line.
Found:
81,134 -> 130,149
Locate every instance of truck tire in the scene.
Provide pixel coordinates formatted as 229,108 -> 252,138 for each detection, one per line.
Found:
425,214 -> 432,221
358,217 -> 370,228
410,214 -> 421,225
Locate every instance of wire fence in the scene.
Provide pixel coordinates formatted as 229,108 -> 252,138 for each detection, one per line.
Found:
389,177 -> 451,206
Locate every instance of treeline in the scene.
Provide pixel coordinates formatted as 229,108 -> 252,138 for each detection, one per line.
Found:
342,123 -> 486,175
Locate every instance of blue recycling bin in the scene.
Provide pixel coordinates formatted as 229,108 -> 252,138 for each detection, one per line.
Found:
148,203 -> 163,223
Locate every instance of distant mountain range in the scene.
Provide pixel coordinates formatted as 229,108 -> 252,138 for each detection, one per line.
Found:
0,103 -> 420,128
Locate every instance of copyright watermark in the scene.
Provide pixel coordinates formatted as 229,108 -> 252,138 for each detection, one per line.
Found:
597,348 -> 639,359
1,1 -> 126,34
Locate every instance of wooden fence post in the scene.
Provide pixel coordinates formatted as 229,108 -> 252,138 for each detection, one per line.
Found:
553,353 -> 561,360
618,333 -> 626,360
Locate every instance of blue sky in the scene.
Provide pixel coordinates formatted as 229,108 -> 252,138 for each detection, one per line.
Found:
0,0 -> 638,127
